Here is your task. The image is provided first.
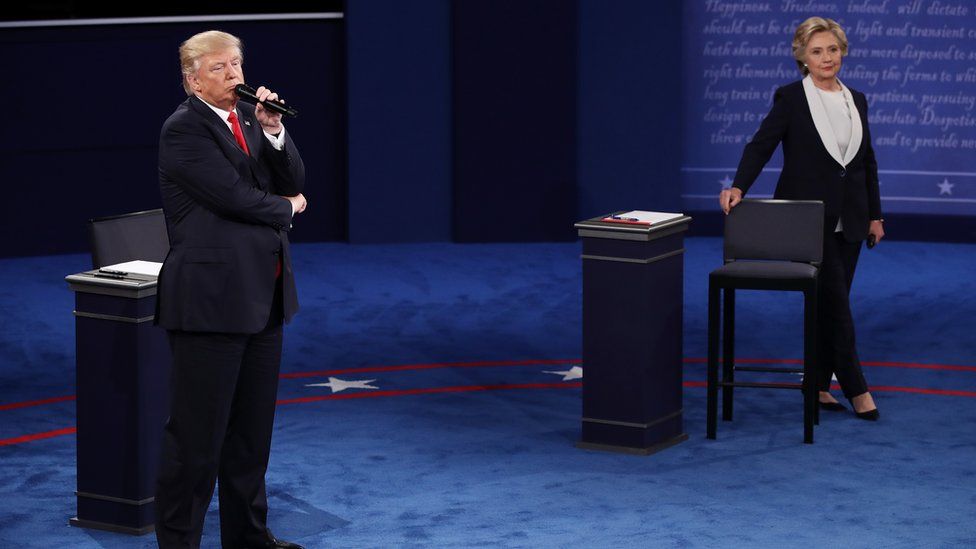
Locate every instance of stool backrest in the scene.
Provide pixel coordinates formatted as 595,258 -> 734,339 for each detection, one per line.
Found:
724,199 -> 824,265
89,209 -> 170,268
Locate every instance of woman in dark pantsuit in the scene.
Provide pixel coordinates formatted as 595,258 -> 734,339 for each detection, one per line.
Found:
719,16 -> 883,420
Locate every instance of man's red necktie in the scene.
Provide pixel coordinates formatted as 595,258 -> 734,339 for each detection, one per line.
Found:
227,111 -> 250,156
229,110 -> 280,277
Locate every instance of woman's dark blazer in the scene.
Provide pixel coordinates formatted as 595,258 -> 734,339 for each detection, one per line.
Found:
732,76 -> 882,242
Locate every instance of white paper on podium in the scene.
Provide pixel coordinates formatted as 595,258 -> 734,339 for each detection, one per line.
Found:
100,260 -> 163,276
603,210 -> 684,224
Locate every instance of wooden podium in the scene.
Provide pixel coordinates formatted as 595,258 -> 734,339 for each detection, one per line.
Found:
65,269 -> 170,534
574,213 -> 692,455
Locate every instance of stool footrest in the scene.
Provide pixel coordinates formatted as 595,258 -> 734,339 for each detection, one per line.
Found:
717,381 -> 803,390
733,366 -> 804,374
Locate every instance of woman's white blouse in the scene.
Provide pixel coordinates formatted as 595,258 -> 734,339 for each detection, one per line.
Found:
816,88 -> 853,159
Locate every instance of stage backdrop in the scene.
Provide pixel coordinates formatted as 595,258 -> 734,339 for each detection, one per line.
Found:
682,0 -> 976,216
0,18 -> 345,258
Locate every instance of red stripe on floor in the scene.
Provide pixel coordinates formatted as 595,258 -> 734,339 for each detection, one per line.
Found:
283,358 -> 975,380
0,427 -> 76,447
682,357 -> 976,372
280,358 -> 583,379
697,381 -> 976,398
278,381 -> 583,405
0,395 -> 75,412
861,361 -> 976,372
3,358 -> 973,418
2,381 -> 973,447
870,385 -> 976,398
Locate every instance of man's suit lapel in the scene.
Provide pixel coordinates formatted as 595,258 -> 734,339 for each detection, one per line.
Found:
238,108 -> 270,189
239,109 -> 262,157
188,96 -> 252,159
188,97 -> 268,188
802,75 -> 845,167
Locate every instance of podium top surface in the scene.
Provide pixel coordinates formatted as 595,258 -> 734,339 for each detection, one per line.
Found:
65,269 -> 158,298
575,212 -> 692,241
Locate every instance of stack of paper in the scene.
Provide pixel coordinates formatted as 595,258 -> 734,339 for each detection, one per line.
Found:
601,210 -> 684,225
99,260 -> 163,277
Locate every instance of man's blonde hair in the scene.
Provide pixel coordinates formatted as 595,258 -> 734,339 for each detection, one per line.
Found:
179,30 -> 243,95
792,17 -> 848,76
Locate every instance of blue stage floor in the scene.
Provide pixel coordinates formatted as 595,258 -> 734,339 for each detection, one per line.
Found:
1,238 -> 974,547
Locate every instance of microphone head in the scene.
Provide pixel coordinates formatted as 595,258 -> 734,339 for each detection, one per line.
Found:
234,83 -> 256,97
232,83 -> 298,117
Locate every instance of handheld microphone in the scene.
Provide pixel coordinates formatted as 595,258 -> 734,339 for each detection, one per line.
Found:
234,84 -> 299,118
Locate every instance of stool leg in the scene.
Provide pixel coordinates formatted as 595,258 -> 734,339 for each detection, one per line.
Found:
803,286 -> 816,444
810,281 -> 820,426
707,282 -> 720,439
722,288 -> 735,421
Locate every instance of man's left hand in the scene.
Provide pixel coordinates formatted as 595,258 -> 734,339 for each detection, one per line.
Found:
254,85 -> 284,135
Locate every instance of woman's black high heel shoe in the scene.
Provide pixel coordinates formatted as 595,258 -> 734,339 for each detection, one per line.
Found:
850,401 -> 880,421
818,400 -> 847,412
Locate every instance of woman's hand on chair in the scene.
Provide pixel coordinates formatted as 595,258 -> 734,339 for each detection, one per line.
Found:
869,219 -> 884,244
719,187 -> 743,215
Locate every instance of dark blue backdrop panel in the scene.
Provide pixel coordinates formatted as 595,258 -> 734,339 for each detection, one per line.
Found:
453,0 -> 578,242
577,0 -> 684,220
345,0 -> 452,243
0,20 -> 345,258
681,1 -> 976,216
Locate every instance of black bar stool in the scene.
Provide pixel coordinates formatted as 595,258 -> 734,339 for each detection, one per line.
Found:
706,199 -> 823,443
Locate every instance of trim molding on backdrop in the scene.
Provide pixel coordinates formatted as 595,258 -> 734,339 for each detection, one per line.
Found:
681,167 -> 976,177
880,197 -> 976,204
682,166 -> 976,204
0,13 -> 343,29
685,210 -> 976,242
682,194 -> 976,204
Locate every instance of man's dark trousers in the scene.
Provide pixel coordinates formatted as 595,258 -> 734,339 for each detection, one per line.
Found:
155,284 -> 284,548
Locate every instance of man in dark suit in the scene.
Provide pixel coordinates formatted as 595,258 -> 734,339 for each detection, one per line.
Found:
155,30 -> 307,549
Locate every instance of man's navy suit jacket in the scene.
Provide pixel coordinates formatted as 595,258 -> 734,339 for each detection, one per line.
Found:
157,95 -> 305,333
733,79 -> 882,242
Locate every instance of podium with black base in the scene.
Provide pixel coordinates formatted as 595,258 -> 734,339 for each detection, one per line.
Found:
574,213 -> 692,455
65,269 -> 170,535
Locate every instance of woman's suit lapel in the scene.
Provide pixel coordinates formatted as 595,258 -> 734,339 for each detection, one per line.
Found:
839,80 -> 863,166
801,75 -> 862,167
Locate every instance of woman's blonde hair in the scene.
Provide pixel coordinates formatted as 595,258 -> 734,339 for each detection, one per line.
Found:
179,30 -> 243,95
792,17 -> 848,76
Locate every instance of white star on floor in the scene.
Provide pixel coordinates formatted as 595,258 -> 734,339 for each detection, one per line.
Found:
937,178 -> 954,195
718,175 -> 733,189
543,366 -> 583,381
306,377 -> 379,393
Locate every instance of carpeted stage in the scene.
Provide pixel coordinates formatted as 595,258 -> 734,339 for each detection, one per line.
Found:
1,238 -> 974,547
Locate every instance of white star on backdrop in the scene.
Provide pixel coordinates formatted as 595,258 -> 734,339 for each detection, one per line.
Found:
306,377 -> 379,393
718,175 -> 734,189
937,178 -> 954,196
543,366 -> 583,381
